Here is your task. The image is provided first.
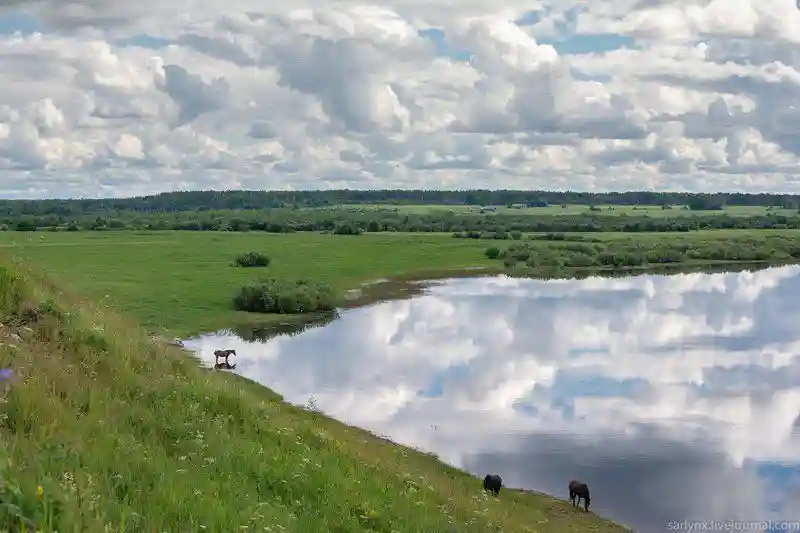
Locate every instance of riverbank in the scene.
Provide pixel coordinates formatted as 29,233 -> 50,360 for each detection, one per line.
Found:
2,230 -> 799,337
0,258 -> 630,532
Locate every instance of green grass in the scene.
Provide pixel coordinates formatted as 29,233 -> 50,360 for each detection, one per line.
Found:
3,230 -> 799,338
0,257 -> 629,532
322,203 -> 797,217
0,232 -> 499,338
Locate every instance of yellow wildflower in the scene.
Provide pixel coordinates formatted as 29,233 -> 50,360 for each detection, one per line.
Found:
36,485 -> 43,498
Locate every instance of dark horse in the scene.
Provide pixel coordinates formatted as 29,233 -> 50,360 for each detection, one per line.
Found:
214,349 -> 236,367
214,362 -> 236,370
483,474 -> 502,497
569,480 -> 591,511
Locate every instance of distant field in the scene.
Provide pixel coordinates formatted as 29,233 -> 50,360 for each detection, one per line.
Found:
317,203 -> 797,217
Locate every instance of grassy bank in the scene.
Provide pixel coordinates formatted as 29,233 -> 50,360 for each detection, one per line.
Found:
2,230 -> 800,337
0,258 -> 628,532
0,231 -> 500,337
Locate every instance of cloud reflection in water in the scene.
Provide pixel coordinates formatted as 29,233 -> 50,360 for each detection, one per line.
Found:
184,267 -> 800,532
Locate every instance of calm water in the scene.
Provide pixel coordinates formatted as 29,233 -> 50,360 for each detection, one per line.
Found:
184,267 -> 800,532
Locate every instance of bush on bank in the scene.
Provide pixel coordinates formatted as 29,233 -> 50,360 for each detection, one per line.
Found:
233,278 -> 340,314
233,251 -> 270,267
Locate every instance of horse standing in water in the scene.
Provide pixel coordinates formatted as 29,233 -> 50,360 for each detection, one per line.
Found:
569,480 -> 591,512
214,349 -> 236,368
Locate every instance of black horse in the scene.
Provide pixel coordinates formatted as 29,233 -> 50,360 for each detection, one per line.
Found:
214,362 -> 236,371
568,480 -> 591,511
483,474 -> 502,497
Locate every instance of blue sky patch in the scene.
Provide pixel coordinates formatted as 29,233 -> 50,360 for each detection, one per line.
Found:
743,460 -> 800,525
542,34 -> 636,55
418,28 -> 470,62
418,363 -> 473,398
0,13 -> 40,36
418,16 -> 635,67
551,371 -> 648,399
419,373 -> 445,398
567,347 -> 610,357
115,34 -> 172,49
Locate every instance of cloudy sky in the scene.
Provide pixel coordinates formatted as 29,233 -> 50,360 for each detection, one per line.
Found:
187,267 -> 800,531
2,1 -> 800,198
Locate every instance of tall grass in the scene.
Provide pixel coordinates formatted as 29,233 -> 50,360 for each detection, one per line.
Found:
0,259 -> 628,532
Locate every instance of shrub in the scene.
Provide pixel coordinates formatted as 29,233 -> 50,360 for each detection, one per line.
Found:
484,246 -> 501,260
234,252 -> 270,268
233,279 -> 339,314
333,224 -> 363,235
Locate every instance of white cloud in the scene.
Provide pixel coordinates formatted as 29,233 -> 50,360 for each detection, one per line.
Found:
3,0 -> 800,196
185,265 -> 800,529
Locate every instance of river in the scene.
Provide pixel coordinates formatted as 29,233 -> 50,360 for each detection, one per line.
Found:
183,265 -> 800,532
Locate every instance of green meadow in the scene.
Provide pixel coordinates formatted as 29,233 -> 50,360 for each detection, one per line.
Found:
3,229 -> 800,337
0,231 -> 499,337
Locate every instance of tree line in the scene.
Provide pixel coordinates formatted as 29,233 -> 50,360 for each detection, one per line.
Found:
3,188 -> 800,217
6,207 -> 800,234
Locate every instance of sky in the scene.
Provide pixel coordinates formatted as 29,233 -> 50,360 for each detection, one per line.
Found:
185,267 -> 800,531
2,1 -> 800,198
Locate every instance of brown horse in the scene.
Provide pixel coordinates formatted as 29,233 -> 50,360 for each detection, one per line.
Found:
214,349 -> 236,366
569,480 -> 591,511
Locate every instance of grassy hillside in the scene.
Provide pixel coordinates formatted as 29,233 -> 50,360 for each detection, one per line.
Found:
0,258 -> 629,532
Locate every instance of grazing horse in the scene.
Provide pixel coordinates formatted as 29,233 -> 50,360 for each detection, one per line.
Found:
214,362 -> 236,370
214,349 -> 236,366
568,480 -> 591,511
483,474 -> 503,497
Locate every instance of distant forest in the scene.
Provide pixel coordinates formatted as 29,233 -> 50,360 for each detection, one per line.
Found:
3,189 -> 800,233
2,189 -> 800,216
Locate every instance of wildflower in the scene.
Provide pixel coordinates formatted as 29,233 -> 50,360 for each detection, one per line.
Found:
0,369 -> 12,381
36,485 -> 43,498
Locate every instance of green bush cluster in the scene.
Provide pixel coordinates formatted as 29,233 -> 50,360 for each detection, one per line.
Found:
233,252 -> 270,267
233,279 -> 339,314
488,235 -> 800,271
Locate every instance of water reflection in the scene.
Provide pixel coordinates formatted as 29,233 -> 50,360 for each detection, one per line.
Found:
184,266 -> 800,532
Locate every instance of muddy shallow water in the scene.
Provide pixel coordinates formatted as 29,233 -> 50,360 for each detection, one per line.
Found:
184,265 -> 800,533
